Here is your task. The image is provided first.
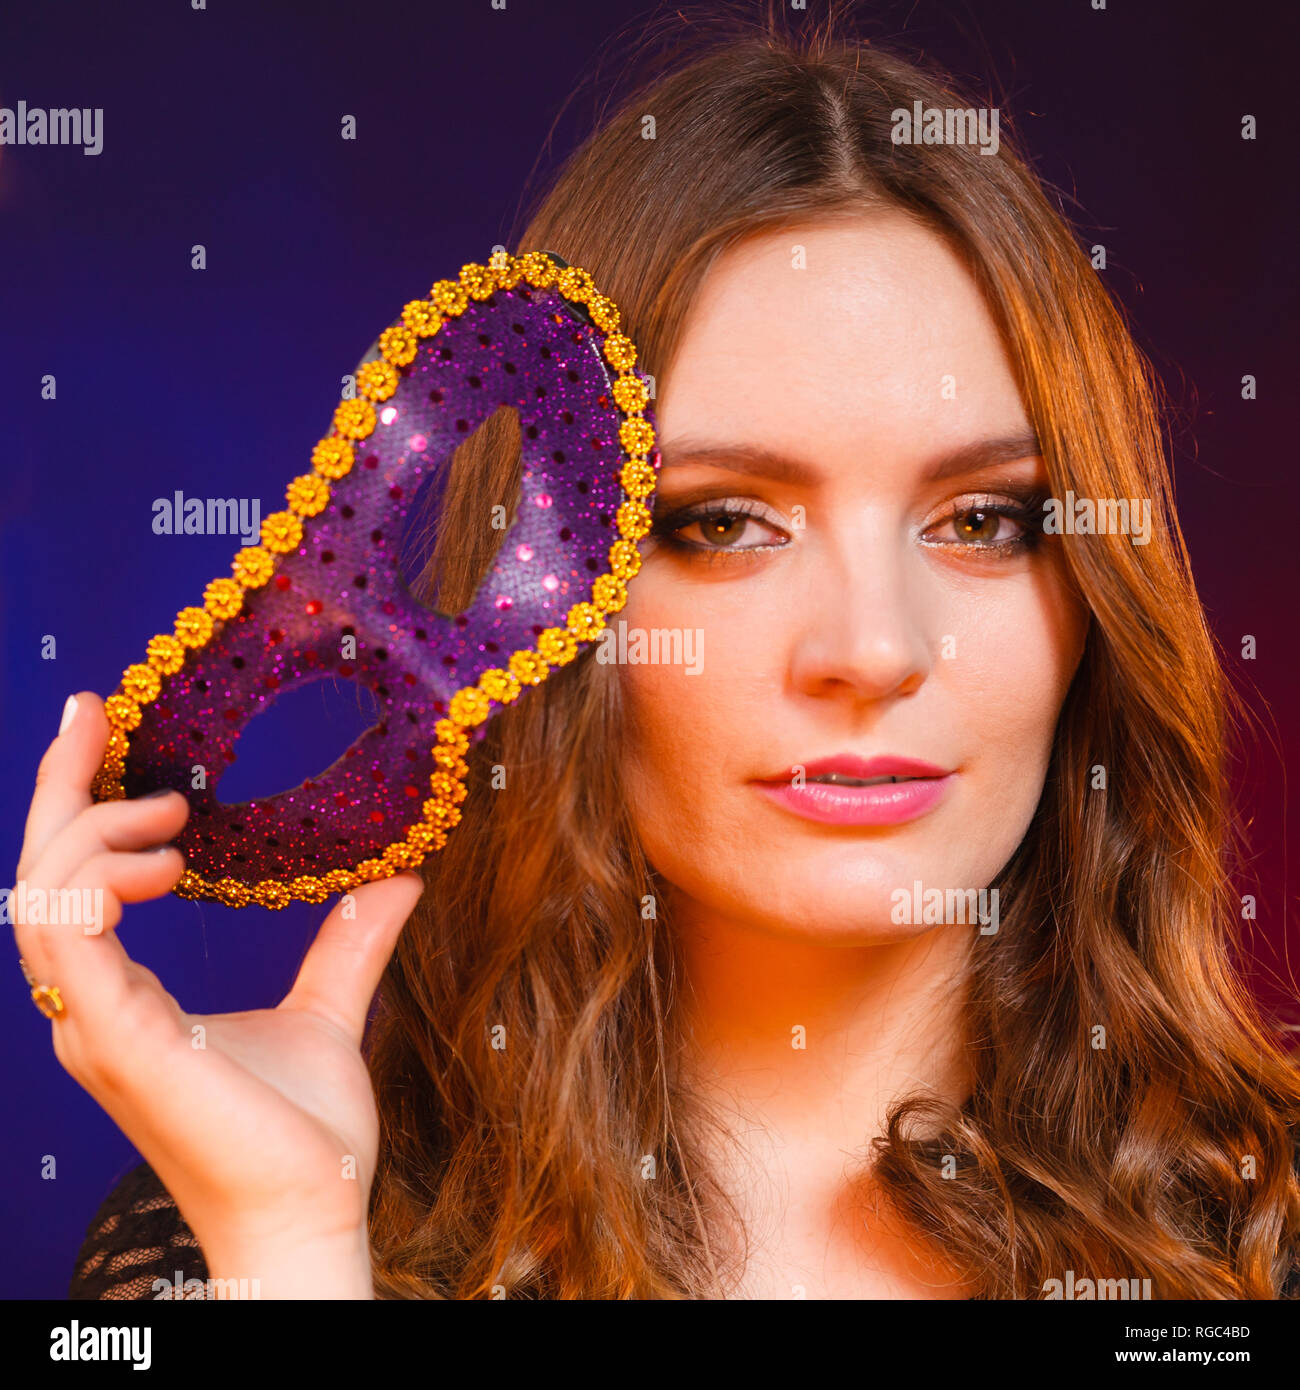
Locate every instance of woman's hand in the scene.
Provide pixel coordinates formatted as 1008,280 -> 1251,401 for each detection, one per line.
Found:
11,692 -> 423,1298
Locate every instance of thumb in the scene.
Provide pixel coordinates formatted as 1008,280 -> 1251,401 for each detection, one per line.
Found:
280,871 -> 423,1045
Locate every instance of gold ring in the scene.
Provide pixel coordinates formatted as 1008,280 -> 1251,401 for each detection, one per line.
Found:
18,956 -> 66,1020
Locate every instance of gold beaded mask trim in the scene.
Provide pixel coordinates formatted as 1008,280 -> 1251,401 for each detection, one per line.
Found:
91,251 -> 656,910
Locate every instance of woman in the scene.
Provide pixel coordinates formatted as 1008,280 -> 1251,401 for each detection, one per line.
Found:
26,10 -> 1299,1299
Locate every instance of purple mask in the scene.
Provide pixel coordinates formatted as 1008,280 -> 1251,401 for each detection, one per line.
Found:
91,251 -> 658,909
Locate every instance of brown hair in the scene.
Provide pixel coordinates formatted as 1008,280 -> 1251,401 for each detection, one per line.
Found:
364,2 -> 1300,1298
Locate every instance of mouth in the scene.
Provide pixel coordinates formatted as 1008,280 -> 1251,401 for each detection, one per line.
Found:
803,772 -> 920,787
753,754 -> 955,827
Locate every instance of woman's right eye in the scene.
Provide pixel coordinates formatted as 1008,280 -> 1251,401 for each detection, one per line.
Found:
654,503 -> 790,555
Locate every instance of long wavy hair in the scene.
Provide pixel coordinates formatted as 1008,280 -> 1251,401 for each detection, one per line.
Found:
364,3 -> 1300,1298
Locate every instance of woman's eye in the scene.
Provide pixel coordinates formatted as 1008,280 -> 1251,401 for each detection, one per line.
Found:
925,504 -> 1031,549
660,507 -> 788,552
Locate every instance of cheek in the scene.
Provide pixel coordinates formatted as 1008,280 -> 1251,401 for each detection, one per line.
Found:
941,560 -> 1087,793
615,572 -> 780,856
615,549 -> 1089,918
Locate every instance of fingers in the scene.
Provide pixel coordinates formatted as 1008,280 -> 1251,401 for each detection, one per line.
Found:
12,689 -> 193,1022
49,952 -> 189,1095
280,872 -> 424,1046
30,790 -> 189,891
73,847 -> 189,917
17,692 -> 110,882
13,847 -> 188,1035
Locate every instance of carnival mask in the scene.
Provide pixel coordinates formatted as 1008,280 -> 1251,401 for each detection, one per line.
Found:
91,251 -> 657,908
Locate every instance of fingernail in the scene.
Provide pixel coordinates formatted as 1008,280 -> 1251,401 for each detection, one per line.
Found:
141,787 -> 176,799
148,843 -> 178,853
58,695 -> 78,736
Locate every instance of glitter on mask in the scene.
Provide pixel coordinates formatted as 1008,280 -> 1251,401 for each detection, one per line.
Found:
91,252 -> 657,908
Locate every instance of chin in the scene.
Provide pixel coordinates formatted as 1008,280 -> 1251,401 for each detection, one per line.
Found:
701,872 -> 947,945
718,835 -> 1010,942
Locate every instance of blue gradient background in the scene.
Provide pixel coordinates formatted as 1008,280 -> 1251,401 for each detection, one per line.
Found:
2,0 -> 1296,1298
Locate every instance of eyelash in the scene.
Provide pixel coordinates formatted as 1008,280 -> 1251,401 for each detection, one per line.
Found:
921,492 -> 1047,559
650,500 -> 790,562
650,492 -> 1048,563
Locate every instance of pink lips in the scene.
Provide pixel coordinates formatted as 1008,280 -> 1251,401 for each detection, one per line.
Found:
753,753 -> 954,827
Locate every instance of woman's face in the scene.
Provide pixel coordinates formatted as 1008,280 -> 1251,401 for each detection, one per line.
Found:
618,214 -> 1088,943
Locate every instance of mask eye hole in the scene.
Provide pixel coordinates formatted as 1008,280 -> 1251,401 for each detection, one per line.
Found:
398,403 -> 523,618
212,680 -> 380,808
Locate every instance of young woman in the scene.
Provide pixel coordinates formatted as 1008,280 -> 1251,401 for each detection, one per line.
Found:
23,12 -> 1300,1299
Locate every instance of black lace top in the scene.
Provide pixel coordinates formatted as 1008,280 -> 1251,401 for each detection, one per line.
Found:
70,1157 -> 1300,1300
69,1161 -> 210,1300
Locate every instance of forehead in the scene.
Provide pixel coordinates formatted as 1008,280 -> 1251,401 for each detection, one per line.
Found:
659,214 -> 1031,471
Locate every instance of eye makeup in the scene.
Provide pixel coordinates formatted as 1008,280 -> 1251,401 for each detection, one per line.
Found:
919,485 -> 1050,560
649,495 -> 792,560
646,479 -> 1051,564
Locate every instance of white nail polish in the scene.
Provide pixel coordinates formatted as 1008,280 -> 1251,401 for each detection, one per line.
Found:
59,694 -> 79,736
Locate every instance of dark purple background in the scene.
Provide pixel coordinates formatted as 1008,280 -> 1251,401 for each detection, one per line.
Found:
2,0 -> 1296,1299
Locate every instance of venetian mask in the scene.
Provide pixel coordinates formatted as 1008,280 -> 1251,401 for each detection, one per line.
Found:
91,251 -> 657,908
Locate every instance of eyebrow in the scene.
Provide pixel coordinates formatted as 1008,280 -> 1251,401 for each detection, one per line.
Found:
656,431 -> 1044,486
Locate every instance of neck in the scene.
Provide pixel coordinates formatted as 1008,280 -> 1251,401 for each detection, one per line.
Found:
677,906 -> 974,1129
673,902 -> 976,1296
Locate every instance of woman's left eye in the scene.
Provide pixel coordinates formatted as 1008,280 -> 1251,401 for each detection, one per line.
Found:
922,501 -> 1038,551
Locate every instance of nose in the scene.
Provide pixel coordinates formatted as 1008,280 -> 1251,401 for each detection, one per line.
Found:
786,525 -> 933,704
